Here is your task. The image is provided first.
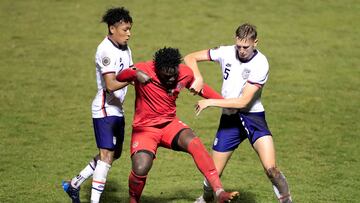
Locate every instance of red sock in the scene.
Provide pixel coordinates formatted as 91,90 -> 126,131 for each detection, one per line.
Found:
187,137 -> 223,192
129,170 -> 147,203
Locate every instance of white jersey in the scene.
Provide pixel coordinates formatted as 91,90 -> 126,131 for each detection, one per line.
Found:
209,45 -> 269,113
92,37 -> 133,118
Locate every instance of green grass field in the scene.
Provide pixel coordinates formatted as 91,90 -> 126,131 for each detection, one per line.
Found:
1,0 -> 359,202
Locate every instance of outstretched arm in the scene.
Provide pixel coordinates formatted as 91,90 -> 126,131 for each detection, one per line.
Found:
184,49 -> 211,94
195,82 -> 260,116
198,83 -> 223,99
116,67 -> 151,84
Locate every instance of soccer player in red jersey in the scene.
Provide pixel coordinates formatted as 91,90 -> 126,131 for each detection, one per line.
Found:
116,47 -> 239,203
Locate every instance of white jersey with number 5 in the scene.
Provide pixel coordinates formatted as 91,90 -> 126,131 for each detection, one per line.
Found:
92,37 -> 133,118
209,45 -> 269,113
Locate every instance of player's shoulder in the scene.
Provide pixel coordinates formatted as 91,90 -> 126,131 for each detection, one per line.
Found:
253,50 -> 269,64
96,38 -> 116,56
97,37 -> 111,50
210,45 -> 234,52
179,64 -> 194,76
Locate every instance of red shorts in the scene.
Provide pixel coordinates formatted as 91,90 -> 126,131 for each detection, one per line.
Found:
130,117 -> 189,156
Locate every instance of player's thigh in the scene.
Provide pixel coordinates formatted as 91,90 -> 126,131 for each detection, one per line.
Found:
131,126 -> 162,157
161,118 -> 191,150
213,114 -> 245,152
212,150 -> 234,175
93,116 -> 125,151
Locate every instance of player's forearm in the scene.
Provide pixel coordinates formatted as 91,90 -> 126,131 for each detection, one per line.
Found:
207,97 -> 250,109
198,83 -> 223,99
104,73 -> 129,92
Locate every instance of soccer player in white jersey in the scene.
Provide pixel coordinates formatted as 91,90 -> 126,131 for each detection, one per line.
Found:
184,23 -> 293,203
62,7 -> 133,203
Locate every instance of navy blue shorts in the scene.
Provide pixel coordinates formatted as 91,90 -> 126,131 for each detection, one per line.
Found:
92,116 -> 125,150
212,112 -> 271,152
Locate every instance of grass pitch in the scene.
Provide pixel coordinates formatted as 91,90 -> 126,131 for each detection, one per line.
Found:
0,0 -> 359,202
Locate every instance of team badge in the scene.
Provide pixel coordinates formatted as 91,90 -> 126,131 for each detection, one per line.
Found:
132,141 -> 139,148
242,68 -> 250,79
102,56 -> 111,66
213,138 -> 218,146
113,136 -> 117,145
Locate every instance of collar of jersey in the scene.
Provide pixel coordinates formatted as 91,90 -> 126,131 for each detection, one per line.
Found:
107,36 -> 128,51
236,49 -> 258,63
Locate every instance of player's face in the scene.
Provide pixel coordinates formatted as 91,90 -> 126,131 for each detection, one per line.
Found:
109,21 -> 132,46
235,37 -> 258,61
156,68 -> 179,89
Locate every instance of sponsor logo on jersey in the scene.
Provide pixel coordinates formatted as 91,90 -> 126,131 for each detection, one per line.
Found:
242,68 -> 251,79
226,63 -> 231,67
102,57 -> 111,66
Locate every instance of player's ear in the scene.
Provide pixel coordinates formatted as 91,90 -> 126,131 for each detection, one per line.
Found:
254,39 -> 258,47
109,25 -> 116,35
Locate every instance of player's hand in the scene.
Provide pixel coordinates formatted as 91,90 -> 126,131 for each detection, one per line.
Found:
136,70 -> 152,84
195,99 -> 211,116
189,77 -> 204,95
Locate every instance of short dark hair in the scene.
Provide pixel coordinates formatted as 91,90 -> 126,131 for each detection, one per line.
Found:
154,47 -> 182,73
235,23 -> 257,40
102,7 -> 132,32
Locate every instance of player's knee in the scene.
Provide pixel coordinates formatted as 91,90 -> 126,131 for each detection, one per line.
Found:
131,151 -> 153,176
99,149 -> 115,165
266,166 -> 280,179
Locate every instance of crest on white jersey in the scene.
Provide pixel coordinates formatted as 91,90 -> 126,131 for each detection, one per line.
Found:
102,57 -> 111,66
242,68 -> 251,79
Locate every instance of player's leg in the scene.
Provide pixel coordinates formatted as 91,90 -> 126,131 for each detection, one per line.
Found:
243,112 -> 292,203
90,116 -> 125,203
196,151 -> 233,203
128,126 -> 159,203
196,114 -> 243,203
253,136 -> 292,203
173,128 -> 239,203
129,150 -> 154,203
62,154 -> 99,203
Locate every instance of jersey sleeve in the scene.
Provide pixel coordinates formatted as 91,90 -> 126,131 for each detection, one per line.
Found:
208,46 -> 224,62
199,83 -> 223,99
96,49 -> 117,74
116,68 -> 137,82
247,57 -> 269,86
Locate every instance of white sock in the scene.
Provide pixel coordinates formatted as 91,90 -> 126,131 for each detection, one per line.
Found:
91,160 -> 111,203
71,157 -> 97,188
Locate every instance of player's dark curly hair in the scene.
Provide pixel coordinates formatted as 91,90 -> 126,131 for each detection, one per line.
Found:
154,47 -> 182,73
102,7 -> 132,33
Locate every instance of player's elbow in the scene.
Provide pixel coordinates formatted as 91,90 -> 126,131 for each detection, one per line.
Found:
105,86 -> 116,93
184,54 -> 194,64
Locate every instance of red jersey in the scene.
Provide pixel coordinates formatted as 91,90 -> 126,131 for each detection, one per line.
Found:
117,61 -> 222,127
